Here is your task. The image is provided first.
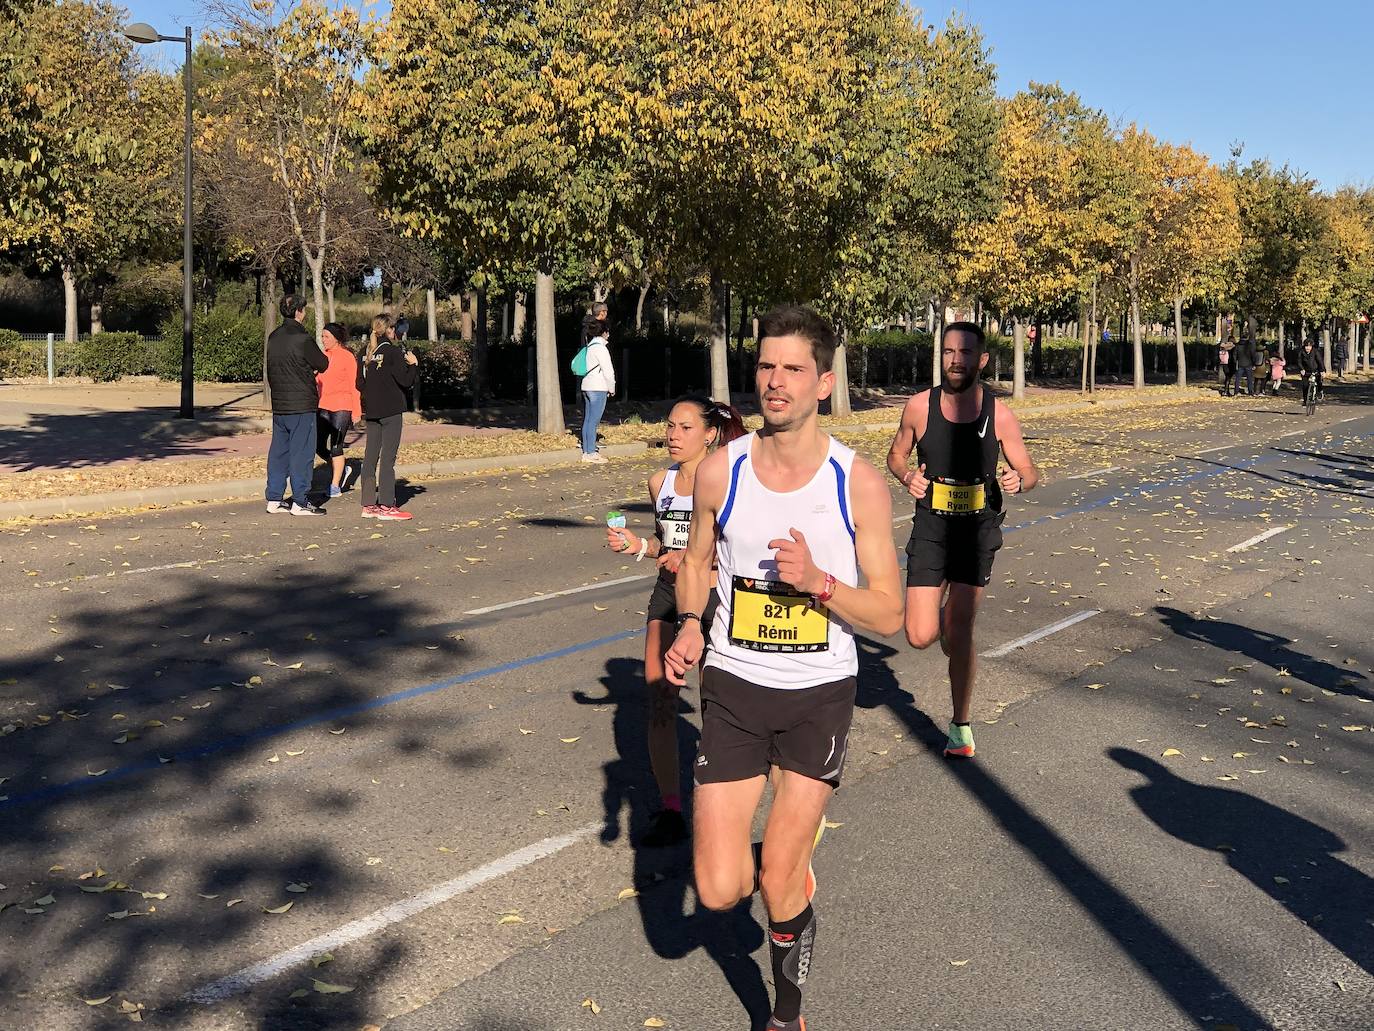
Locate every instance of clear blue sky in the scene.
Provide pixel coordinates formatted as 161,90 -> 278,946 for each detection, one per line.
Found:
126,0 -> 1371,190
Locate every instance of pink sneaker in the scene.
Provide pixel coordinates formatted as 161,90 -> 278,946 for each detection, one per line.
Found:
376,506 -> 413,521
361,505 -> 382,518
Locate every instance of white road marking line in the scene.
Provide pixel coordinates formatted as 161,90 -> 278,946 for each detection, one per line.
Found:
35,554 -> 260,588
1068,466 -> 1121,479
464,573 -> 654,615
1193,444 -> 1234,456
981,609 -> 1101,659
186,824 -> 599,1004
1277,427 -> 1308,439
1336,416 -> 1359,424
1226,525 -> 1293,553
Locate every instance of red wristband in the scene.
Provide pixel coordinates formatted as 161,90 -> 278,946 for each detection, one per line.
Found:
813,572 -> 837,605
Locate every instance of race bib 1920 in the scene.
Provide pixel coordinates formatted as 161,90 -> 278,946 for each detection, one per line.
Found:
929,479 -> 986,516
728,576 -> 829,653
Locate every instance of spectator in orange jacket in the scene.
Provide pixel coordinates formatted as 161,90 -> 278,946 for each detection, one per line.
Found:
316,322 -> 363,498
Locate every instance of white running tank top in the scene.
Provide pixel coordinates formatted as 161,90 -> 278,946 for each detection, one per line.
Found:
655,466 -> 693,551
705,432 -> 859,690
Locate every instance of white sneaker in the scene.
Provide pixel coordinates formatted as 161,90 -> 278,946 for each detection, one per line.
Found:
290,501 -> 324,516
266,500 -> 289,514
581,452 -> 608,464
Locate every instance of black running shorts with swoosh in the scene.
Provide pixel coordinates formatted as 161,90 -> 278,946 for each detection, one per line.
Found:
694,666 -> 856,788
905,509 -> 1004,588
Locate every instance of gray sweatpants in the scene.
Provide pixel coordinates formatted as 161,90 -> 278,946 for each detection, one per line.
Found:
361,414 -> 403,508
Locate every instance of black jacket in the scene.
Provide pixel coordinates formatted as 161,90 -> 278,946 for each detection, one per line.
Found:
357,340 -> 418,420
1298,349 -> 1324,375
1233,341 -> 1256,368
266,318 -> 328,414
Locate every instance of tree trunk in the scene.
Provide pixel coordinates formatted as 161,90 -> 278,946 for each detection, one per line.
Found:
593,282 -> 608,303
90,301 -> 103,336
663,300 -> 670,333
534,268 -> 563,434
425,288 -> 438,342
1012,319 -> 1025,400
831,324 -> 852,417
262,274 -> 277,410
513,291 -> 527,343
708,272 -> 730,403
1129,256 -> 1144,389
1032,319 -> 1043,379
473,288 -> 489,401
61,263 -> 78,343
1322,324 -> 1332,371
461,290 -> 474,342
931,296 -> 944,387
1089,278 -> 1098,393
635,277 -> 650,331
305,246 -> 325,347
501,294 -> 511,341
1173,295 -> 1187,387
1363,321 -> 1370,373
1080,298 -> 1090,393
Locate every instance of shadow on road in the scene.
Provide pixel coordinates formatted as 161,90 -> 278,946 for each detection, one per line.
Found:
1157,606 -> 1370,701
1112,748 -> 1373,977
0,407 -> 236,473
852,635 -> 1273,1030
573,657 -> 770,1031
0,558 -> 468,1028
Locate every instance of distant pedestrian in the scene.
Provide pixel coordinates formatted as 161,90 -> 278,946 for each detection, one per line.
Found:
578,320 -> 615,464
316,322 -> 362,498
1234,335 -> 1255,396
394,312 -> 410,342
580,300 -> 610,348
1268,348 -> 1286,395
1219,335 -> 1235,396
265,293 -> 328,516
357,314 -> 419,521
1333,335 -> 1348,378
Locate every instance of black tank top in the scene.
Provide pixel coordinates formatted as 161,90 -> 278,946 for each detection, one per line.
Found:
915,385 -> 1002,516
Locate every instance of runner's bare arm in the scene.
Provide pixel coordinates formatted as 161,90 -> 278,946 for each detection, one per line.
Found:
768,459 -> 902,637
995,400 -> 1039,494
605,469 -> 666,555
664,448 -> 728,684
886,392 -> 930,498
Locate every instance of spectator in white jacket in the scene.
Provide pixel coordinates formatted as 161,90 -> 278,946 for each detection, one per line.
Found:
579,326 -> 615,463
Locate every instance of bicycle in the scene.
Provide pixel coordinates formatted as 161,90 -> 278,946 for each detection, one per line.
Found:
1303,374 -> 1319,417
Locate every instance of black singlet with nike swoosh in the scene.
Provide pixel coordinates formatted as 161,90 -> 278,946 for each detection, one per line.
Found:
907,384 -> 1005,587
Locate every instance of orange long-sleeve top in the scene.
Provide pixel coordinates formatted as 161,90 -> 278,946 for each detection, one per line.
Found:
316,346 -> 362,421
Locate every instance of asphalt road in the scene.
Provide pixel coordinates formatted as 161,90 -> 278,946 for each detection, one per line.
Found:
1,384 -> 1371,1031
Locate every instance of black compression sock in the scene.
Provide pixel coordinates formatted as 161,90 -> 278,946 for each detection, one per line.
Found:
769,904 -> 816,1024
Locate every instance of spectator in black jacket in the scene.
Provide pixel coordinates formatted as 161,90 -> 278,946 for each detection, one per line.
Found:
266,294 -> 329,516
1332,335 -> 1348,379
357,314 -> 419,521
1234,334 -> 1255,396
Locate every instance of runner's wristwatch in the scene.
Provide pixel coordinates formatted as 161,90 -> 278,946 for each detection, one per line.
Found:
675,612 -> 701,635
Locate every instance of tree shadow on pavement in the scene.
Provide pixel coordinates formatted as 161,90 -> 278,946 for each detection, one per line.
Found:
1112,748 -> 1373,977
1157,606 -> 1370,701
0,407 -> 238,473
852,635 -> 1273,1031
573,658 -> 770,1031
0,559 -> 470,1029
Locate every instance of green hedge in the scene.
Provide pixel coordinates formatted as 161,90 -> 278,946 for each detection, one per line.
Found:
157,306 -> 262,382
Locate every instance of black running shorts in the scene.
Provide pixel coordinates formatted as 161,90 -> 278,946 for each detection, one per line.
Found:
695,666 -> 856,789
645,574 -> 719,639
317,409 -> 353,458
905,509 -> 1003,589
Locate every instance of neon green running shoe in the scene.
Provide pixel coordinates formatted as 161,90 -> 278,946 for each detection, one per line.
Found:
944,721 -> 975,760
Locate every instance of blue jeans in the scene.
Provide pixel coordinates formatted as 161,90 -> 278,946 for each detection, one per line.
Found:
581,390 -> 608,454
266,412 -> 317,503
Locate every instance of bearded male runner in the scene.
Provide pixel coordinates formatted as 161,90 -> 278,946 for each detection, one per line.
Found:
887,321 -> 1039,759
666,304 -> 903,1031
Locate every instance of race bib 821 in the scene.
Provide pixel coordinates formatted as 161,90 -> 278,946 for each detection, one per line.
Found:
728,577 -> 829,653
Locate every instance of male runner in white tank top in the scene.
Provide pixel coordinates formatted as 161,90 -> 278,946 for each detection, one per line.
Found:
666,305 -> 903,1031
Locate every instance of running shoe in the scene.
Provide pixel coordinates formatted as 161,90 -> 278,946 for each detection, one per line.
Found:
328,484 -> 342,498
361,505 -> 382,518
339,466 -> 354,490
944,721 -> 975,760
266,500 -> 289,514
640,809 -> 688,848
376,506 -> 413,521
580,452 -> 608,464
290,501 -> 324,516
766,1017 -> 805,1031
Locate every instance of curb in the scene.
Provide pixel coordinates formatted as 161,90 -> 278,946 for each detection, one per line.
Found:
2,442 -> 652,521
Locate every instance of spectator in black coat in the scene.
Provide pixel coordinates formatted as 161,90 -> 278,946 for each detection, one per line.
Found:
265,293 -> 328,515
1234,334 -> 1256,396
357,314 -> 419,520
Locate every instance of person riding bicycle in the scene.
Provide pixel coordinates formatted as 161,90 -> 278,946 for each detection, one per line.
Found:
1297,339 -> 1324,399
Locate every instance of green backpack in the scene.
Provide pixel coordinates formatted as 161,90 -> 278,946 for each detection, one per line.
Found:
570,345 -> 591,377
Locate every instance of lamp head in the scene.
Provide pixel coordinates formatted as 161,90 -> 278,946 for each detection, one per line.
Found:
124,22 -> 162,44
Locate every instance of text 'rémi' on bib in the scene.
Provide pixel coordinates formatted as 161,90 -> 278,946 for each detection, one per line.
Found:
728,576 -> 830,653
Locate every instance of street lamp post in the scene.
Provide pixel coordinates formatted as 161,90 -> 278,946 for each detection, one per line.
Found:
125,22 -> 195,419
